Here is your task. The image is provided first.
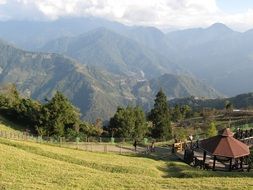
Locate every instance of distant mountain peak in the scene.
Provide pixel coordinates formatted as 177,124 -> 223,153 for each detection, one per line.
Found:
207,23 -> 233,32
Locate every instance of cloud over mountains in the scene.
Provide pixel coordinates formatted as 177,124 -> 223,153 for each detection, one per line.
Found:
0,0 -> 253,31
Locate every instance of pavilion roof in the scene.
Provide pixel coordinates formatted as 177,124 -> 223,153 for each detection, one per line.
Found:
199,128 -> 250,158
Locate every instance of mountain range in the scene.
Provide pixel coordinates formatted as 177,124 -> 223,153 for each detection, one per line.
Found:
1,17 -> 253,121
1,18 -> 252,96
40,28 -> 181,79
165,23 -> 253,96
0,38 -> 221,121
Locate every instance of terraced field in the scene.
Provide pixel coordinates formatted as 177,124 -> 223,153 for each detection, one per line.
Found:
0,138 -> 252,190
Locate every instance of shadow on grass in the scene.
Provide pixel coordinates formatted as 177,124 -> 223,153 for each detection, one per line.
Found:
122,148 -> 253,179
160,161 -> 253,178
0,114 -> 26,131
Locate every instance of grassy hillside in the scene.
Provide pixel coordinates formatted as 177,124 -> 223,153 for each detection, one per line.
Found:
0,138 -> 252,190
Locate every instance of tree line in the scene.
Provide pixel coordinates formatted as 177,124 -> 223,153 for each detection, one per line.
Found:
108,90 -> 197,140
0,85 -> 102,140
0,84 -> 202,141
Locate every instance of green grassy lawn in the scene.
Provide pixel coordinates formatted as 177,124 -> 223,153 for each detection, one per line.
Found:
0,138 -> 252,190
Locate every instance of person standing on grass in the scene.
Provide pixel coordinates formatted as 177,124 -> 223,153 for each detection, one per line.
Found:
133,140 -> 137,152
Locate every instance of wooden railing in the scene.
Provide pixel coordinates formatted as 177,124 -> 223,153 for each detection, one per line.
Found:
240,137 -> 253,147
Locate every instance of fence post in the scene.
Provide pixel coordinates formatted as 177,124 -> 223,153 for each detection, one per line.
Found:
111,137 -> 115,144
120,145 -> 122,154
76,137 -> 80,149
104,144 -> 108,153
59,137 -> 63,147
144,138 -> 148,145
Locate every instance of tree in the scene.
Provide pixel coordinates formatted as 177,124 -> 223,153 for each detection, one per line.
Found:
174,127 -> 187,141
109,106 -> 148,139
0,84 -> 21,117
148,89 -> 172,140
225,101 -> 233,127
207,121 -> 217,137
180,105 -> 192,119
225,101 -> 233,112
15,99 -> 41,123
41,91 -> 81,137
81,119 -> 104,137
172,105 -> 182,122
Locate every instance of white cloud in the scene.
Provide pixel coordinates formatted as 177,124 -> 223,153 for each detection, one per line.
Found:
0,0 -> 253,31
0,0 -> 6,5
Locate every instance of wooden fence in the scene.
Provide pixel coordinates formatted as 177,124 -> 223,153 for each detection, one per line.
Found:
0,130 -> 148,154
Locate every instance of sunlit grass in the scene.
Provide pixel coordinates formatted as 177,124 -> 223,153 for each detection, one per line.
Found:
0,138 -> 252,190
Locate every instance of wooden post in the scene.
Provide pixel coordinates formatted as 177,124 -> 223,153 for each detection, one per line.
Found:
240,157 -> 243,169
229,158 -> 233,171
172,143 -> 175,153
59,137 -> 62,147
104,144 -> 107,153
203,151 -> 207,169
212,156 -> 216,171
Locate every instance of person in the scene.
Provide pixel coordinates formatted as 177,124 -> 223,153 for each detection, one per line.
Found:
151,140 -> 155,152
133,140 -> 137,152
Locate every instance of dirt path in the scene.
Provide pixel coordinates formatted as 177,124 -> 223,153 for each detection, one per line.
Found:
64,143 -> 172,159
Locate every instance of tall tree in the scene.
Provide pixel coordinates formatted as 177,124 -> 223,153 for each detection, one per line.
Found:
172,104 -> 182,122
42,91 -> 81,136
109,106 -> 148,139
148,89 -> 172,140
0,84 -> 21,111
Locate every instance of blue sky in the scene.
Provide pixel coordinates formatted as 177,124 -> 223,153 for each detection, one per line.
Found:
0,0 -> 253,31
217,0 -> 253,13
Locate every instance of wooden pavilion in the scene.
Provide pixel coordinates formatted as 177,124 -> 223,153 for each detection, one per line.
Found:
199,128 -> 250,171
